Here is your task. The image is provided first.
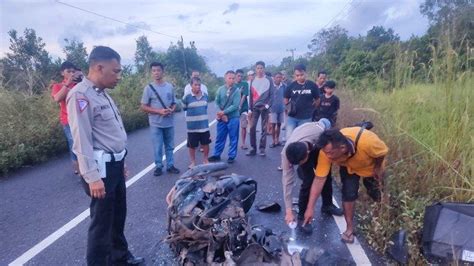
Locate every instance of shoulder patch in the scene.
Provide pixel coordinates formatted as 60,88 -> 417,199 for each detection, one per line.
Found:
77,98 -> 89,112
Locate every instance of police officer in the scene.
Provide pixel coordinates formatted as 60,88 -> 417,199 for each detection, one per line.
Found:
67,46 -> 144,265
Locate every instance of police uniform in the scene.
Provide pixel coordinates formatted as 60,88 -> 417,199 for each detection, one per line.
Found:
66,77 -> 130,265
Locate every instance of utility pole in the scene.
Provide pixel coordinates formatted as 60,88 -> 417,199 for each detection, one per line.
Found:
286,48 -> 296,61
180,35 -> 188,78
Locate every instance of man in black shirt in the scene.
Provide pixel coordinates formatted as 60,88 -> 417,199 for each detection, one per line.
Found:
284,64 -> 320,140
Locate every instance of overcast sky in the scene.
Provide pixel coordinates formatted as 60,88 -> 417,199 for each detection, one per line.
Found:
1,0 -> 429,75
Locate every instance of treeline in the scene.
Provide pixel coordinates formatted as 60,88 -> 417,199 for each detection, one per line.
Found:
0,31 -> 220,174
270,0 -> 472,91
0,30 -> 221,98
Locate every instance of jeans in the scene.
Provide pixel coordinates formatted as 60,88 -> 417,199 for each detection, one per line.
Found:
286,116 -> 312,140
213,117 -> 239,159
62,124 -> 77,161
150,126 -> 175,169
249,108 -> 269,151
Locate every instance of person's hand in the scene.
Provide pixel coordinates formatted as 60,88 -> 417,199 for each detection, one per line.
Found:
285,209 -> 295,225
124,164 -> 129,178
303,208 -> 314,225
157,108 -> 170,116
373,167 -> 385,181
89,180 -> 106,199
64,75 -> 74,86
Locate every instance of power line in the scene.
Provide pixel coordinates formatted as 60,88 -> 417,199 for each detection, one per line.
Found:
55,0 -> 178,39
321,0 -> 354,30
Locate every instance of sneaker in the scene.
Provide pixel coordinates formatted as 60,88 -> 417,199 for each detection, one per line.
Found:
208,155 -> 221,162
259,150 -> 266,156
227,158 -> 235,164
269,143 -> 278,148
321,204 -> 344,216
246,150 -> 256,156
167,166 -> 180,174
153,167 -> 163,176
127,253 -> 145,265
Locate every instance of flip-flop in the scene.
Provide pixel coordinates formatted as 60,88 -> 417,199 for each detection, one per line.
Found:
341,232 -> 355,244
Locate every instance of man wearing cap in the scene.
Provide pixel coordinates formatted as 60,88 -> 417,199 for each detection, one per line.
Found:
67,46 -> 144,265
281,118 -> 343,234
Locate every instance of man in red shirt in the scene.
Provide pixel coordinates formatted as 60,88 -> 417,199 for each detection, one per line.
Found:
51,61 -> 82,174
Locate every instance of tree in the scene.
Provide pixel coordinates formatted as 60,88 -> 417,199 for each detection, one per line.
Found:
134,35 -> 159,73
420,0 -> 473,50
1,28 -> 54,94
63,39 -> 88,71
365,26 -> 399,51
308,25 -> 351,70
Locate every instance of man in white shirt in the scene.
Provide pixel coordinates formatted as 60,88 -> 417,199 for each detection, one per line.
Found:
184,70 -> 208,96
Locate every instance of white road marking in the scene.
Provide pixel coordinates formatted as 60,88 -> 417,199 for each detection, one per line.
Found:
332,198 -> 372,265
9,120 -> 217,266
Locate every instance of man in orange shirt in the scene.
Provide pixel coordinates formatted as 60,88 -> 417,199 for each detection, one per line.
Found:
51,61 -> 82,174
303,126 -> 388,243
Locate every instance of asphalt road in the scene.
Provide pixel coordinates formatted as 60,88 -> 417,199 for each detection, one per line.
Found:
0,104 -> 383,265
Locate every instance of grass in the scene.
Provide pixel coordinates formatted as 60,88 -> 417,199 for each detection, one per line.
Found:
335,72 -> 472,263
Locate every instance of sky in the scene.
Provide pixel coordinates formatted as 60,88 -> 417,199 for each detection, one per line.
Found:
0,0 -> 429,76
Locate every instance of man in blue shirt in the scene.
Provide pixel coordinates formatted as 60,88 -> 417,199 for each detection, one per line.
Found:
141,62 -> 180,176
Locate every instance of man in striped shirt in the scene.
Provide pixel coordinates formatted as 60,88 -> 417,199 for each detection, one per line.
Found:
182,77 -> 211,168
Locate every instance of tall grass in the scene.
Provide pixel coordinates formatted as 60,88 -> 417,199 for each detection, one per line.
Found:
337,35 -> 472,263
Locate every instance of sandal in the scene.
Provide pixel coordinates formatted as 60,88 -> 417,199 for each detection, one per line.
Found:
341,232 -> 355,244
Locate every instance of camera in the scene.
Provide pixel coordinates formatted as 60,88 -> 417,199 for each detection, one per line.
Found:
73,72 -> 83,83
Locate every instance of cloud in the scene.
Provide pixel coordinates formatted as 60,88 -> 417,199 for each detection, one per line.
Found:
177,14 -> 190,21
59,20 -> 151,42
338,0 -> 428,39
222,3 -> 239,15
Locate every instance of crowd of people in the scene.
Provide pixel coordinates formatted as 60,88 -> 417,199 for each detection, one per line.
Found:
51,46 -> 388,265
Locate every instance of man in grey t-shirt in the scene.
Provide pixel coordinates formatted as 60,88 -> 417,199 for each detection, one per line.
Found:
140,62 -> 180,176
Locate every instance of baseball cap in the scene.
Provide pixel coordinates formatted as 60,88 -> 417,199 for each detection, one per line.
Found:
247,70 -> 255,75
318,118 -> 331,129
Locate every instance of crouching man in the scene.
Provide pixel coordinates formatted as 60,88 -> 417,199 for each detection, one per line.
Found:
303,127 -> 388,243
281,118 -> 343,234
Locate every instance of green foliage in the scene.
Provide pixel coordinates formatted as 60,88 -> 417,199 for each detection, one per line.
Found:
0,30 -> 219,174
1,28 -> 55,94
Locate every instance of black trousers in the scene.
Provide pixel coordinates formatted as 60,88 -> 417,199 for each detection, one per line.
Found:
82,159 -> 129,266
296,148 -> 333,219
249,107 -> 269,151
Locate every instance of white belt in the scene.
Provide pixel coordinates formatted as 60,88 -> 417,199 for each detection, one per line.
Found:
100,150 -> 127,162
93,150 -> 126,178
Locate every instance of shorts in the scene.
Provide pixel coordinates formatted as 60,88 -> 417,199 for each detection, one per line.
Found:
187,131 -> 211,148
240,112 -> 248,128
270,112 -> 284,124
340,166 -> 381,202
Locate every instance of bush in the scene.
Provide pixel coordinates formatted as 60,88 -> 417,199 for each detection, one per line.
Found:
0,71 -> 220,174
336,74 -> 472,263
